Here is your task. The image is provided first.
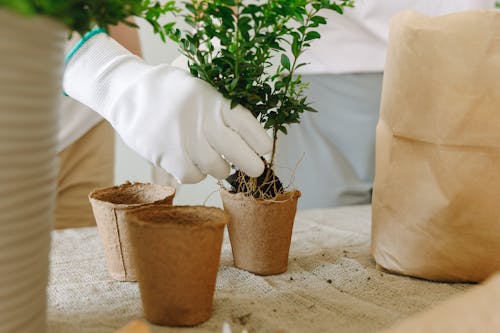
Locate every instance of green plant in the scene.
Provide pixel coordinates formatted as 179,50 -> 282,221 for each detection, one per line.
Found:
0,0 -> 178,36
156,0 -> 353,199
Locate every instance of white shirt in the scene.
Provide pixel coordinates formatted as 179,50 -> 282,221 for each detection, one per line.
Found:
297,0 -> 495,75
57,96 -> 102,152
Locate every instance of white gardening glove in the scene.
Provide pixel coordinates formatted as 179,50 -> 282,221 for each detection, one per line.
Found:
63,32 -> 272,183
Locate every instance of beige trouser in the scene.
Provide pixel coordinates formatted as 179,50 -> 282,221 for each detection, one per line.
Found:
55,120 -> 115,229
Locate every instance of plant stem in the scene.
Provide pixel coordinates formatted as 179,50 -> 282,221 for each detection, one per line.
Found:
262,128 -> 278,188
269,128 -> 278,168
266,6 -> 317,187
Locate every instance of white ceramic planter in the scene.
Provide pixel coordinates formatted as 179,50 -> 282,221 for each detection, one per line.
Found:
0,9 -> 66,333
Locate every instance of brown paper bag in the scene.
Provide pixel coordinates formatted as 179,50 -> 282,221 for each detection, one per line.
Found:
372,10 -> 500,282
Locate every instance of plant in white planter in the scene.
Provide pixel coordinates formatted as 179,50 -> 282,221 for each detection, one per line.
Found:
153,0 -> 353,275
0,1 -> 176,331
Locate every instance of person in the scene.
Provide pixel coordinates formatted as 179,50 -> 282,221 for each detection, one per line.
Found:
62,27 -> 273,214
1,12 -> 273,333
274,0 -> 495,210
55,21 -> 143,229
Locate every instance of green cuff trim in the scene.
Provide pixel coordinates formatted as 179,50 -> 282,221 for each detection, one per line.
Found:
64,27 -> 108,64
63,27 -> 107,96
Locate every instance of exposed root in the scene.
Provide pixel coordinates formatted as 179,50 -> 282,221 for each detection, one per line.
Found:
223,163 -> 285,200
203,188 -> 222,206
273,152 -> 304,191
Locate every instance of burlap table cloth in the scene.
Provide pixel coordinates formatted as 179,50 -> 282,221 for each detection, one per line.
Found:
48,205 -> 470,333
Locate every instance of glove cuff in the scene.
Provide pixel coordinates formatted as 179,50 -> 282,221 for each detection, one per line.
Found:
63,32 -> 151,118
64,27 -> 107,65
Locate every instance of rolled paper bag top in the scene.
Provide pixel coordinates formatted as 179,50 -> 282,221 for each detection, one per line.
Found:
371,10 -> 500,282
381,10 -> 500,147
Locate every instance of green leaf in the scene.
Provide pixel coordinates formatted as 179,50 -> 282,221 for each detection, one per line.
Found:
189,66 -> 199,77
230,99 -> 239,109
281,54 -> 291,71
275,80 -> 285,90
185,3 -> 196,14
311,15 -> 327,26
329,3 -> 345,14
305,31 -> 321,41
163,22 -> 176,32
291,34 -> 301,58
295,62 -> 309,70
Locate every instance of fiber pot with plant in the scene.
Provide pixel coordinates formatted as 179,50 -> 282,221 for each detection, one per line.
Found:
155,0 -> 352,275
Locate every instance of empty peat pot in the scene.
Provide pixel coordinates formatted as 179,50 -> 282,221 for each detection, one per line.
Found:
220,189 -> 301,275
126,205 -> 228,326
88,182 -> 175,281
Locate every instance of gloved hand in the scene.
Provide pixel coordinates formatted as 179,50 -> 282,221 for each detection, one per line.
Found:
63,32 -> 272,183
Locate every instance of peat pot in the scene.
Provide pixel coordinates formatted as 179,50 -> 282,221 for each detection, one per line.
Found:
89,182 -> 175,281
220,189 -> 301,275
126,205 -> 228,326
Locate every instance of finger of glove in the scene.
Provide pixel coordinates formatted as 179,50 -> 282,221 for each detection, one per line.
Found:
206,126 -> 265,178
222,105 -> 273,156
159,154 -> 206,184
189,138 -> 230,180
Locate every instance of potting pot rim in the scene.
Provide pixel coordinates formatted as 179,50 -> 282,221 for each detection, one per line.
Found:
88,181 -> 176,210
126,205 -> 229,229
220,188 -> 301,205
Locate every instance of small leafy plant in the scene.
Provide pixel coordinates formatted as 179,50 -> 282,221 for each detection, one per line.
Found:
155,0 -> 353,199
0,0 -> 177,36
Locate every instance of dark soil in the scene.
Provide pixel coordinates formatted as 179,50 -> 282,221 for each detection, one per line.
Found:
225,163 -> 284,199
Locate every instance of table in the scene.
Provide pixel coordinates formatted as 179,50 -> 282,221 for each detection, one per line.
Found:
48,205 -> 470,333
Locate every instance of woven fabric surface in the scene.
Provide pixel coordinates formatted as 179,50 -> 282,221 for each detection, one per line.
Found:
48,205 -> 470,333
